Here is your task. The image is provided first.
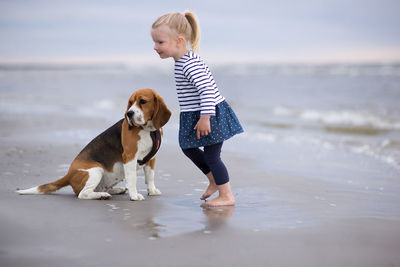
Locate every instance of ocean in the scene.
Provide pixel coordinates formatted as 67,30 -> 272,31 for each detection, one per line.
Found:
1,62 -> 399,186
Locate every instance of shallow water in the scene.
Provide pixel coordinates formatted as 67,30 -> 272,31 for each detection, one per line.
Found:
1,63 -> 399,174
96,182 -> 400,239
99,190 -> 312,239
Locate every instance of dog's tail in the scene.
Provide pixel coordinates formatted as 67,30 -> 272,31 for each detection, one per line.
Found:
17,173 -> 71,195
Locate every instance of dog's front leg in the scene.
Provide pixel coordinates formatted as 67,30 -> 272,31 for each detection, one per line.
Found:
144,161 -> 161,196
123,160 -> 144,201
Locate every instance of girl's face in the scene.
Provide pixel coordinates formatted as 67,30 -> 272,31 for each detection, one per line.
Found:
151,24 -> 185,61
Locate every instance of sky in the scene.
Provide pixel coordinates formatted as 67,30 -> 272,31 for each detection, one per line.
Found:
0,0 -> 400,64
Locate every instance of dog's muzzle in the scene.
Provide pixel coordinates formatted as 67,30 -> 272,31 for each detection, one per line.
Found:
126,110 -> 145,127
126,111 -> 135,126
127,110 -> 134,119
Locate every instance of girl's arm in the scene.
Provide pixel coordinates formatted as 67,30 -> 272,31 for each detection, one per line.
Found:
194,115 -> 211,139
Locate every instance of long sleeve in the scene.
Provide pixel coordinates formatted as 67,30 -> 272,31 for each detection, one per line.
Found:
175,51 -> 224,116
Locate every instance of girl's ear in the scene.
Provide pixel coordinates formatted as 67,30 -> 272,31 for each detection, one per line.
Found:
177,35 -> 186,47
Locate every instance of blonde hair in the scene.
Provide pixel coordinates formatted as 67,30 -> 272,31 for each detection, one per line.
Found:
152,11 -> 201,52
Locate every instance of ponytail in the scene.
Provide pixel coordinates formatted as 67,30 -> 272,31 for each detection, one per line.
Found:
182,11 -> 200,52
152,10 -> 201,53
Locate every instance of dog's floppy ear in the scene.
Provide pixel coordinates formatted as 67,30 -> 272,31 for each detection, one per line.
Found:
151,90 -> 171,129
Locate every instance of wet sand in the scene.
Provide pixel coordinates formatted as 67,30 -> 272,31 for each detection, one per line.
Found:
1,114 -> 400,267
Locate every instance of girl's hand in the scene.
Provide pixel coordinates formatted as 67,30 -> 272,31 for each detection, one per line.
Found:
194,115 -> 211,139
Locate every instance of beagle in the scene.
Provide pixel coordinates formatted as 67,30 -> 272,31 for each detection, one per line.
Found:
17,88 -> 171,201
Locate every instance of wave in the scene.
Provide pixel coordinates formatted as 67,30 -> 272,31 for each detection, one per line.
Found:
323,126 -> 387,136
0,62 -> 128,72
214,63 -> 400,77
273,106 -> 400,132
348,139 -> 400,170
241,129 -> 400,170
2,61 -> 400,77
243,106 -> 400,170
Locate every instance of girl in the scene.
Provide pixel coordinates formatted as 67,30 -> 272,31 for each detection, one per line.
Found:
151,11 -> 243,207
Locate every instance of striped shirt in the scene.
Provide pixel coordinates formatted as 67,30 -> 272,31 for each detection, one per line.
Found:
174,51 -> 225,116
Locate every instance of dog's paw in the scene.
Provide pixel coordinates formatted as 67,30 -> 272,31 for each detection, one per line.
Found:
130,193 -> 145,201
99,192 -> 112,200
107,187 -> 127,195
78,191 -> 112,200
148,188 -> 162,196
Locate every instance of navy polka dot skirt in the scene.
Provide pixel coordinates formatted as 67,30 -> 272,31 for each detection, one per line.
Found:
179,101 -> 244,149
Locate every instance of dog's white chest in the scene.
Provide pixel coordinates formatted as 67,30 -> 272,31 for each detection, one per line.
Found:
136,130 -> 153,163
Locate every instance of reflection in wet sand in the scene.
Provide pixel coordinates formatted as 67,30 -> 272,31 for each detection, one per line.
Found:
105,200 -> 167,239
117,200 -> 237,238
202,205 -> 235,231
133,218 -> 164,239
108,187 -> 309,239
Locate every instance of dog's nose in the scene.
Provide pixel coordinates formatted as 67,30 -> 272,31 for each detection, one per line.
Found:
127,111 -> 134,118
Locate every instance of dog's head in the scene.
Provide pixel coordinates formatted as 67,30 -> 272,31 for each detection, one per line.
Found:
125,88 -> 171,130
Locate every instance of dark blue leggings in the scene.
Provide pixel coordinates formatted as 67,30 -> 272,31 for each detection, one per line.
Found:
182,142 -> 229,185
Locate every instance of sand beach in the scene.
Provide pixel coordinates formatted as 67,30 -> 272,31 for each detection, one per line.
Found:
1,64 -> 400,267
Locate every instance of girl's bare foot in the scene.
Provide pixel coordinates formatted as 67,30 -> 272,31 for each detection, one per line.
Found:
201,195 -> 235,207
200,183 -> 218,200
201,182 -> 235,207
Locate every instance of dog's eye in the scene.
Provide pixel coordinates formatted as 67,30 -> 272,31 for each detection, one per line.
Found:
139,99 -> 147,105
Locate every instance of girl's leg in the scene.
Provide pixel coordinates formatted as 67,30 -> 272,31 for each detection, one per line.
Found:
181,147 -> 210,174
202,142 -> 235,207
203,172 -> 218,200
181,148 -> 218,200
